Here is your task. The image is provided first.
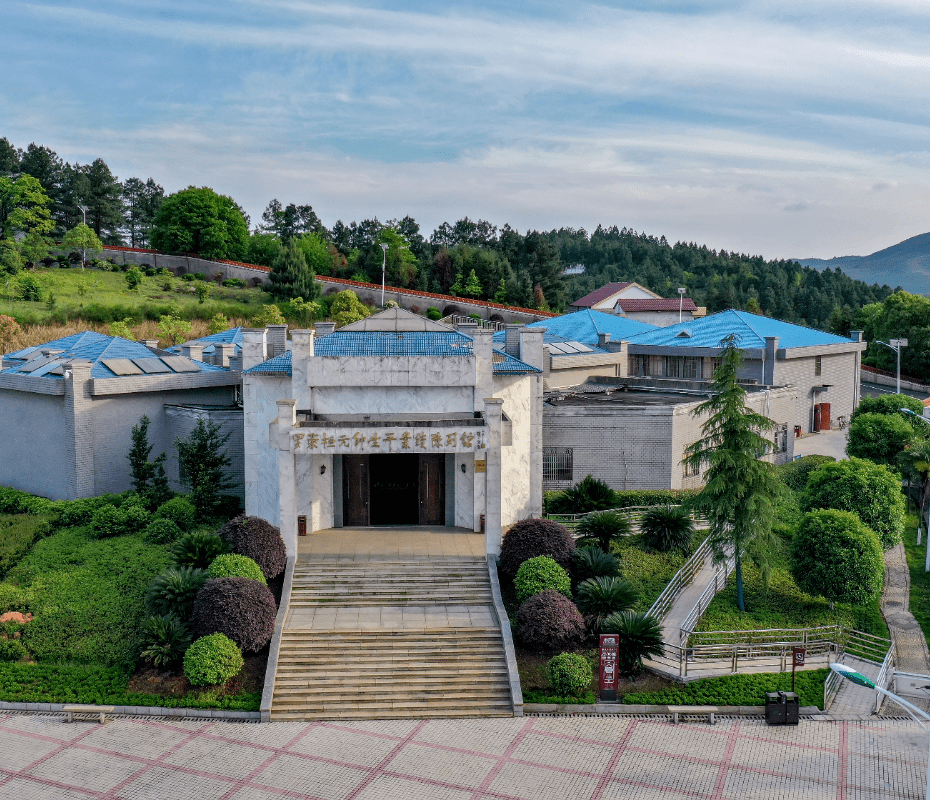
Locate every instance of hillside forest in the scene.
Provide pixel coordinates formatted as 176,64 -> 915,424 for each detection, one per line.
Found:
0,135 -> 917,374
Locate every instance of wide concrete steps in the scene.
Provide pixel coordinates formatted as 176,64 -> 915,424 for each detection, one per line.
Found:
270,559 -> 514,721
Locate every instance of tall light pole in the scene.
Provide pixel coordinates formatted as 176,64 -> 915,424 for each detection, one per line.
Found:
677,287 -> 686,324
830,663 -> 930,799
876,338 -> 908,394
78,205 -> 88,271
379,243 -> 389,307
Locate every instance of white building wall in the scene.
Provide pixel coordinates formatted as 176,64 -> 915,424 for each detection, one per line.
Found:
313,386 -> 474,416
494,374 -> 535,525
0,389 -> 69,499
244,375 -> 290,528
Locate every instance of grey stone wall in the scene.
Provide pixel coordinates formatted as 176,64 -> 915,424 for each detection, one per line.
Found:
0,388 -> 69,499
774,351 -> 859,431
165,405 -> 245,501
101,249 -> 268,285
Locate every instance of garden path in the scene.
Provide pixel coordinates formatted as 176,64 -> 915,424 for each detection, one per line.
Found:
658,550 -> 717,645
881,542 -> 930,715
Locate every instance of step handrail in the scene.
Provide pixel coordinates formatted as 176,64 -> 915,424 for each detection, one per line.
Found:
646,534 -> 714,623
261,555 -> 297,723
487,555 -> 523,717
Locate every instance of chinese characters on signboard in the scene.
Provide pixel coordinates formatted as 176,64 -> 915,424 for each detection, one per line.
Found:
599,634 -> 619,701
291,427 -> 487,454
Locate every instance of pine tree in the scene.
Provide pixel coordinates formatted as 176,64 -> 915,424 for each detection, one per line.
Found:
494,279 -> 508,305
683,335 -> 783,612
176,419 -> 233,521
449,272 -> 463,297
463,269 -> 482,298
268,238 -> 310,300
128,415 -> 171,508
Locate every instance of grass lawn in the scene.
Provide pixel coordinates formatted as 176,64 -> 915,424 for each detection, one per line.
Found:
0,514 -> 263,710
901,512 -> 930,642
693,531 -> 888,640
613,537 -> 693,613
1,266 -> 268,330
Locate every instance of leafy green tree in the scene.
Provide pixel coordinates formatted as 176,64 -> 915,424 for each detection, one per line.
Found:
125,266 -> 144,292
108,318 -> 135,340
260,199 -> 323,241
850,393 -> 924,428
901,436 -> 930,541
683,336 -> 782,611
152,186 -> 249,261
61,223 -> 104,264
494,279 -> 508,304
846,412 -> 914,467
195,282 -> 210,304
0,239 -> 23,273
330,290 -> 371,327
0,174 -> 53,241
0,137 -> 19,176
802,457 -> 905,549
252,304 -> 286,327
791,509 -> 884,607
208,313 -> 229,335
448,272 -> 463,296
295,232 -> 332,278
158,311 -> 193,345
18,143 -> 68,230
246,232 -> 281,267
176,419 -> 233,521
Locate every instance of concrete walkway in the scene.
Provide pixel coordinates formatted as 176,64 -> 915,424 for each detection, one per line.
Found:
2,712 -> 927,799
297,525 -> 486,560
658,551 -> 718,645
793,429 -> 849,461
882,543 -> 930,715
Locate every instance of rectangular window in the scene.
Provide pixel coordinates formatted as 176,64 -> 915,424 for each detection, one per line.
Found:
648,355 -> 664,377
815,356 -> 822,376
683,457 -> 700,478
664,356 -> 681,378
710,358 -> 722,376
544,447 -> 573,483
682,357 -> 702,380
629,355 -> 641,376
774,423 -> 788,453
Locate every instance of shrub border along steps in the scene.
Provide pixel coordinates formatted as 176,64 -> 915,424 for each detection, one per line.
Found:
0,701 -> 258,721
522,703 -> 825,717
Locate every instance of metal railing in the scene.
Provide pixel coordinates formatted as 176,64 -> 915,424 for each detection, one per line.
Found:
645,534 -> 714,624
678,548 -> 736,645
439,314 -> 505,332
872,640 -> 897,714
546,505 -> 708,534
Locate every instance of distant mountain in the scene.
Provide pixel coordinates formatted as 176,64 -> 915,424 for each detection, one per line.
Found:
795,233 -> 930,295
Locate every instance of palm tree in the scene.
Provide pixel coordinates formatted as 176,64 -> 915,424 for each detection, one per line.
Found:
601,611 -> 664,677
575,576 -> 638,633
577,510 -> 631,553
640,505 -> 695,553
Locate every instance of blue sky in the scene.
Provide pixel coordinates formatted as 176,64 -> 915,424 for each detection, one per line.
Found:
3,0 -> 929,259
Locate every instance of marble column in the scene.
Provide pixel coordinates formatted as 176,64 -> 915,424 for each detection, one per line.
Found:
276,399 -> 298,558
484,397 -> 504,555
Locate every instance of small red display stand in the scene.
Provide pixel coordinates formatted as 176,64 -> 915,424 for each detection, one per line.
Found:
599,634 -> 619,701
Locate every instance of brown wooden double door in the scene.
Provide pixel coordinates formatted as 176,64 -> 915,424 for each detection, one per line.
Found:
343,453 -> 445,526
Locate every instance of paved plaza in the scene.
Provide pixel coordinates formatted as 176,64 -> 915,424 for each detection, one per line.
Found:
1,712 -> 927,799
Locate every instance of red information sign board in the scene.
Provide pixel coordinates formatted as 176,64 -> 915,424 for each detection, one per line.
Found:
599,634 -> 619,701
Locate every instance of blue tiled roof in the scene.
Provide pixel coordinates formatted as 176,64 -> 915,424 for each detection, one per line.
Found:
493,349 -> 541,374
626,309 -> 857,350
245,351 -> 292,375
169,327 -> 243,356
492,329 -> 608,356
3,331 -> 227,379
244,332 -> 540,375
514,309 -> 657,346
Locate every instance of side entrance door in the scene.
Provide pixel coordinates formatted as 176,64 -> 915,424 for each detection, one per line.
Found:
418,453 -> 445,525
343,455 -> 370,526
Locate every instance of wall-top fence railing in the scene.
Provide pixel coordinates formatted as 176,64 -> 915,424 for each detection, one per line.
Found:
440,315 -> 506,332
645,534 -> 714,625
546,505 -> 708,535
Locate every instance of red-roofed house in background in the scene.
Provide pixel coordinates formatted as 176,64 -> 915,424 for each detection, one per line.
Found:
569,282 -> 706,326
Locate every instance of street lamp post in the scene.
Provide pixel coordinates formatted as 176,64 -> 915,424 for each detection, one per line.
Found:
901,407 -> 930,567
78,205 -> 88,271
830,663 -> 930,799
876,339 -> 908,393
678,287 -> 686,324
379,243 -> 389,308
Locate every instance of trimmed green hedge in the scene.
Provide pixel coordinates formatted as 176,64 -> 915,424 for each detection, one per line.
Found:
623,668 -> 828,709
545,488 -> 699,515
0,663 -> 259,710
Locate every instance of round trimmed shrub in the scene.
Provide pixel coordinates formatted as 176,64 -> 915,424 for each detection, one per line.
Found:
514,556 -> 571,603
546,652 -> 593,697
791,509 -> 884,606
639,505 -> 694,553
190,577 -> 277,653
571,547 -> 620,586
515,590 -> 585,651
145,566 -> 208,619
207,553 -> 267,584
847,412 -> 914,468
776,454 -> 835,492
143,518 -> 183,545
90,504 -> 123,538
802,457 -> 905,549
576,510 -> 631,553
171,532 -> 230,570
0,638 -> 27,662
121,503 -> 151,534
499,519 -> 575,582
155,497 -> 197,531
183,633 -> 244,686
218,515 -> 287,580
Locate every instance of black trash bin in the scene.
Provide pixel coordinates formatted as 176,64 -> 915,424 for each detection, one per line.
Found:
765,692 -> 787,725
780,691 -> 800,725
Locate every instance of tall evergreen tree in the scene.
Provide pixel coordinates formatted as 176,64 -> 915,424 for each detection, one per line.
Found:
76,158 -> 124,242
176,419 -> 232,521
268,237 -> 311,300
683,336 -> 783,612
122,177 -> 164,247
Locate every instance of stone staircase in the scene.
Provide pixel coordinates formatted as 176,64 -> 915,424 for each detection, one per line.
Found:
270,558 -> 514,720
